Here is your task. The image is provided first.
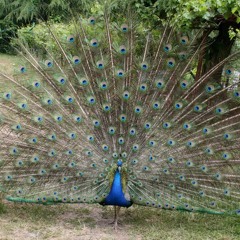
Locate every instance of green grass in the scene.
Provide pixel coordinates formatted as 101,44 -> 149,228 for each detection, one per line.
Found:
0,202 -> 239,240
0,53 -> 20,75
0,201 -> 7,214
126,206 -> 240,240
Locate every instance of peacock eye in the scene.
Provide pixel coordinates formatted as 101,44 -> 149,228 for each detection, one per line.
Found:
129,128 -> 136,136
88,16 -> 96,24
134,106 -> 142,114
225,68 -> 233,75
100,82 -> 108,90
120,24 -> 128,32
167,58 -> 175,67
5,93 -> 11,99
118,137 -> 125,144
45,60 -> 53,67
153,102 -> 160,109
121,152 -> 127,158
132,144 -> 139,151
119,45 -> 127,54
180,36 -> 189,44
235,92 -> 239,97
20,66 -> 26,73
140,84 -> 147,91
181,82 -> 187,88
34,82 -> 40,88
120,114 -> 127,122
122,91 -> 130,100
141,63 -> 148,70
87,96 -> 96,104
155,80 -> 164,89
175,102 -> 183,109
67,35 -> 74,43
80,78 -> 89,86
87,135 -> 94,142
71,56 -> 80,64
93,120 -> 100,127
96,60 -> 104,69
148,140 -> 156,147
90,39 -> 99,47
116,69 -> 124,77
103,104 -> 111,112
102,144 -> 109,151
144,122 -> 151,130
103,158 -> 109,164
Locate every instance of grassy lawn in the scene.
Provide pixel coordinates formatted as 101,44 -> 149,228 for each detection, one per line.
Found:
0,54 -> 20,75
0,201 -> 240,240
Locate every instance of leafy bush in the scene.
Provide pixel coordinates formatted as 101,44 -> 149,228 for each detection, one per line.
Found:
16,21 -> 75,60
15,17 -> 151,62
0,19 -> 17,54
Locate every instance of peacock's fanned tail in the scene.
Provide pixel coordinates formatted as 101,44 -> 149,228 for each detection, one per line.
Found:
0,12 -> 240,216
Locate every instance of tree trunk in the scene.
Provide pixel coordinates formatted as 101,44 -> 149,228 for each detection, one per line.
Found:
197,15 -> 240,85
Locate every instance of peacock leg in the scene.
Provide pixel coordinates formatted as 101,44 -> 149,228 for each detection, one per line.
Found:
113,206 -> 121,230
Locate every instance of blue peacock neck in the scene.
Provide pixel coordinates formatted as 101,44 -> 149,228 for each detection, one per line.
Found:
100,161 -> 132,207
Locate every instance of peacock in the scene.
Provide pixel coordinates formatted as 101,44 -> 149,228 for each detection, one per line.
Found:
0,6 -> 240,230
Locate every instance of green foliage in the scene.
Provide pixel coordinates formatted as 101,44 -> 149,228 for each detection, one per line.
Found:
1,0 -> 240,29
0,19 -> 17,53
0,0 -> 94,53
153,0 -> 240,28
0,0 -> 93,23
16,21 -> 75,59
15,15 -> 152,62
229,27 -> 240,40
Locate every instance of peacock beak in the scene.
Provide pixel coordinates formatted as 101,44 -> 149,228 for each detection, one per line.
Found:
117,159 -> 123,172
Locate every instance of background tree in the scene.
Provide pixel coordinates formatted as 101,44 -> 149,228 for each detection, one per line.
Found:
0,0 -> 92,23
0,0 -> 93,53
132,0 -> 240,86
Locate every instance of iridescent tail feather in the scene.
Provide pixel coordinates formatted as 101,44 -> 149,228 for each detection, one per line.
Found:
0,10 -> 239,216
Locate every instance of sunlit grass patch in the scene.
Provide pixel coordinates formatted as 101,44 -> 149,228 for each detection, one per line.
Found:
125,206 -> 240,240
0,54 -> 20,75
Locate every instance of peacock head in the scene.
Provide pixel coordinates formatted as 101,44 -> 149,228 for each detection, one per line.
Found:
117,159 -> 123,172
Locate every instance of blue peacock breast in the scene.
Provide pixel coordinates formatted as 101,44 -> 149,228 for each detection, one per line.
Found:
100,162 -> 132,207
